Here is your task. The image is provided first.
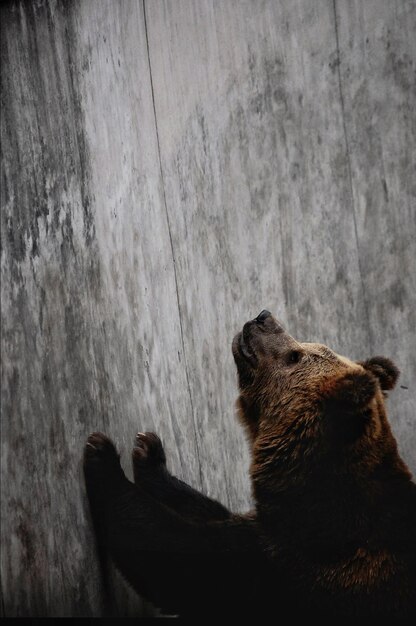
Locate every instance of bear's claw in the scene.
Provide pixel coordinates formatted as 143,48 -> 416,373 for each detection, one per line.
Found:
85,432 -> 119,459
132,432 -> 166,479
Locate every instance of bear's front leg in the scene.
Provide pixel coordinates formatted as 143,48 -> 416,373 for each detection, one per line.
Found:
132,432 -> 231,521
83,432 -> 267,616
84,432 -> 135,515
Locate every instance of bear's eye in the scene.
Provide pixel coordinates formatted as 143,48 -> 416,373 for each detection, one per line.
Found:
287,350 -> 302,364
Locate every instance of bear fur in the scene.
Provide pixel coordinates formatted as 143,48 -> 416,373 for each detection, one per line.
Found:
84,311 -> 416,618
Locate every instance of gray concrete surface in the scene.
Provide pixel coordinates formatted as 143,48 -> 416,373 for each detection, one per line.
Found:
1,0 -> 415,617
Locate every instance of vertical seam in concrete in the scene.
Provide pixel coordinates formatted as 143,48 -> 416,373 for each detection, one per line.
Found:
142,0 -> 204,490
332,0 -> 374,352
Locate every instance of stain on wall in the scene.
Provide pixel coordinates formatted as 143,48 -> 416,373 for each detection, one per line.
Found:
1,0 -> 415,617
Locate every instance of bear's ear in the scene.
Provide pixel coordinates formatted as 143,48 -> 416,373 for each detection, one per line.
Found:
322,369 -> 377,411
358,356 -> 399,391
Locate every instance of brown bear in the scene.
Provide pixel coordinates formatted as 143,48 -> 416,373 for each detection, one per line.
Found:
84,311 -> 416,618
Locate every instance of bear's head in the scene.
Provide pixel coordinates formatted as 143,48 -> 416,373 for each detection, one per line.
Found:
232,311 -> 410,505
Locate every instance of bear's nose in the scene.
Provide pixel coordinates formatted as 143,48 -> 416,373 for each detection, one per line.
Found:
255,310 -> 272,324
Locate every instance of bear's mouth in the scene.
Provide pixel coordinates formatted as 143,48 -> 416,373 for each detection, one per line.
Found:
233,330 -> 258,368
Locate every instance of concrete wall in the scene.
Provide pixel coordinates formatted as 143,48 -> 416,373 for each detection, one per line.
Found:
1,0 -> 415,616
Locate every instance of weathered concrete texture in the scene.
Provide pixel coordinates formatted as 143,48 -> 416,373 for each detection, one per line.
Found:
334,0 -> 416,469
1,0 -> 415,617
1,0 -> 197,617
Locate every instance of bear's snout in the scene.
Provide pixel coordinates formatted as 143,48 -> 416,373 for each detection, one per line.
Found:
232,311 -> 289,376
247,311 -> 286,338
